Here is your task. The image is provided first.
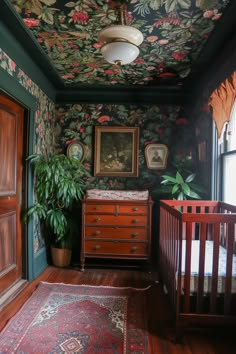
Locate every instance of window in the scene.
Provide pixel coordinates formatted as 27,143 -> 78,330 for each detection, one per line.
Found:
221,100 -> 236,205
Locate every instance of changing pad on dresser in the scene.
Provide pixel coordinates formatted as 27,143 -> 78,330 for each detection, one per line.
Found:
86,189 -> 149,200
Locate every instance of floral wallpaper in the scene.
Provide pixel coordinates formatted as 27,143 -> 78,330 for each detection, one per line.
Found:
11,0 -> 230,86
0,48 -> 55,153
0,47 -> 55,253
55,102 -> 195,200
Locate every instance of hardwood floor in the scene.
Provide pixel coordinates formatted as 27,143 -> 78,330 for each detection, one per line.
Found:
0,266 -> 236,353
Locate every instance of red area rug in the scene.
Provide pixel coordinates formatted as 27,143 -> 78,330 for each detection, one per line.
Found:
0,282 -> 151,353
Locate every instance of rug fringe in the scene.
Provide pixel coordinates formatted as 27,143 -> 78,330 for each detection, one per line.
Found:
39,281 -> 152,291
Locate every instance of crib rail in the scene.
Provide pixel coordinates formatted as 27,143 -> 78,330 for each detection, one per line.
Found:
159,202 -> 181,311
159,200 -> 236,338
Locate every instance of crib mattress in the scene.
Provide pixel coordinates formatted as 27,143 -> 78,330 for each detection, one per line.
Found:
180,240 -> 236,293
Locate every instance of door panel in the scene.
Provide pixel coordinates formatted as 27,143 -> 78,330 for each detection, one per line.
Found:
0,94 -> 24,294
0,107 -> 17,194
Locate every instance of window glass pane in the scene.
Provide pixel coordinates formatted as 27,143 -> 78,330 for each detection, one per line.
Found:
223,153 -> 236,205
227,100 -> 236,151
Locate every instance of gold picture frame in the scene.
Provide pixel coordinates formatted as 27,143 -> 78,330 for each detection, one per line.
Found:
94,126 -> 139,177
145,144 -> 168,169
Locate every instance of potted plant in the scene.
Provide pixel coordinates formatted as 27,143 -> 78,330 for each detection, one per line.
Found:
160,156 -> 205,200
160,170 -> 203,200
24,152 -> 87,267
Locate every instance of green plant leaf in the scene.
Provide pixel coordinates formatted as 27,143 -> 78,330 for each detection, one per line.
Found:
177,192 -> 184,200
188,190 -> 201,199
172,184 -> 179,195
160,179 -> 169,185
176,171 -> 184,184
161,175 -> 177,183
182,183 -> 191,195
185,173 -> 196,183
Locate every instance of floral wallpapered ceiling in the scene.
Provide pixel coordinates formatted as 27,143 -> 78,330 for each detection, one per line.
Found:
11,0 -> 230,87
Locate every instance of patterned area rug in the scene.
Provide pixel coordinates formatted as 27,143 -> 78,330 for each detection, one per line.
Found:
0,282 -> 151,353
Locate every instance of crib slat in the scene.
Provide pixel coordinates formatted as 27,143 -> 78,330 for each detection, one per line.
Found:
183,222 -> 192,312
170,214 -> 174,270
170,213 -> 175,306
210,224 -> 220,313
224,223 -> 234,315
200,206 -> 205,213
197,223 -> 207,313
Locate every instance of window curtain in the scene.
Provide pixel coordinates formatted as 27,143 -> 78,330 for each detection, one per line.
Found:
208,71 -> 236,138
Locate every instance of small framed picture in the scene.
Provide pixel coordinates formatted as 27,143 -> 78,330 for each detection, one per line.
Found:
197,140 -> 207,162
145,144 -> 168,169
67,141 -> 85,162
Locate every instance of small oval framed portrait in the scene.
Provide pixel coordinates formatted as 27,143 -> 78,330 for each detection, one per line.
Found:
67,141 -> 85,162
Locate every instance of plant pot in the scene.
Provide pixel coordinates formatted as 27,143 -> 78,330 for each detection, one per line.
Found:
51,246 -> 72,267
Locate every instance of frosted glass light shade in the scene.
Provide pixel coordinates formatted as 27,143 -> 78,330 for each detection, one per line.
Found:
98,25 -> 143,65
101,41 -> 140,65
98,25 -> 143,46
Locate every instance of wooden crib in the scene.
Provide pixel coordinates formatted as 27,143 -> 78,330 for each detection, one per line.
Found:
159,200 -> 236,340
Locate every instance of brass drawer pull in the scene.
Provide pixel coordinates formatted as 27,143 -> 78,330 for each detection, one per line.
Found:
133,207 -> 139,211
95,217 -> 101,222
94,245 -> 101,250
95,230 -> 101,235
94,206 -> 101,210
131,232 -> 139,237
131,246 -> 137,252
132,219 -> 139,223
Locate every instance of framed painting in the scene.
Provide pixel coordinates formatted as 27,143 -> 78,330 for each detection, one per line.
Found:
145,144 -> 168,169
67,141 -> 85,162
197,140 -> 207,162
94,126 -> 139,177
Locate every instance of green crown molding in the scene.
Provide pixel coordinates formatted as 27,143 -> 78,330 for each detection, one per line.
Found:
196,34 -> 236,96
0,67 -> 37,110
0,0 -> 57,101
183,0 -> 236,98
190,0 -> 236,76
56,85 -> 189,105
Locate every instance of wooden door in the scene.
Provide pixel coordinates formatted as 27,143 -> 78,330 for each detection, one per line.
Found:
0,93 -> 24,294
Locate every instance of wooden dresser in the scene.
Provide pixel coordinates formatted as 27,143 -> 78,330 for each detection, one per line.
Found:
80,193 -> 153,271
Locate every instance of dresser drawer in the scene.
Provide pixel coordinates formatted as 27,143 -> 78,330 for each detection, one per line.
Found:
85,241 -> 148,256
118,205 -> 147,214
85,226 -> 147,240
85,215 -> 147,226
85,204 -> 115,213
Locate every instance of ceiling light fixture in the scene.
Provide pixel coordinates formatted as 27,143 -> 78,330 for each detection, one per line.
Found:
98,4 -> 143,66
